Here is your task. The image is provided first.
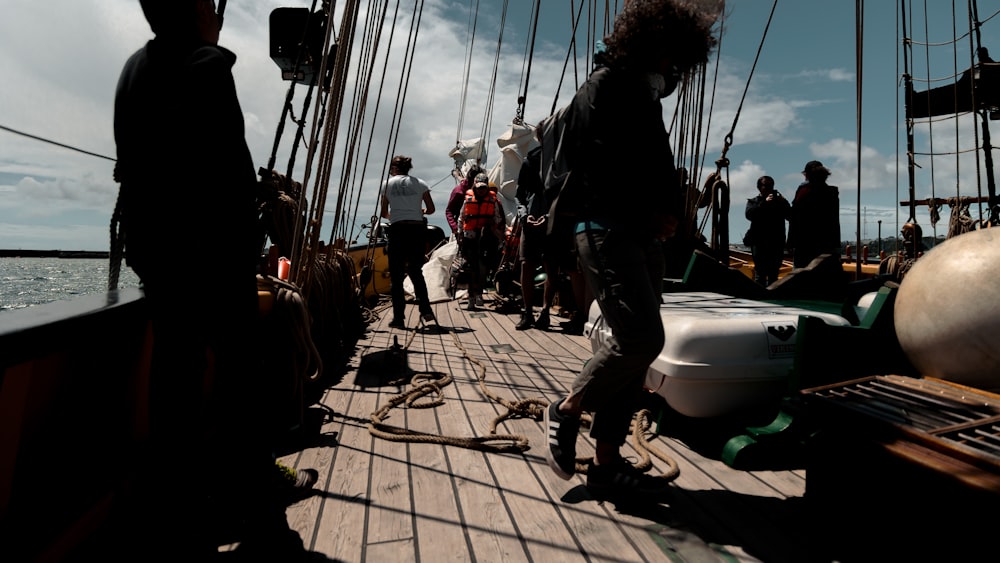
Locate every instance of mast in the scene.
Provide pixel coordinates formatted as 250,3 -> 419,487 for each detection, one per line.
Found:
900,0 -> 917,225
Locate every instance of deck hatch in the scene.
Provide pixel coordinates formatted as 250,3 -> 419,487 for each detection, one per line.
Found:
803,375 -> 1000,464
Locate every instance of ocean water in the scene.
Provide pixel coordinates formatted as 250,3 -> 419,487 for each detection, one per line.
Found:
0,257 -> 141,311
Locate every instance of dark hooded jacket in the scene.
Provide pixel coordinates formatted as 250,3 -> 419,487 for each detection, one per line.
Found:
114,37 -> 260,285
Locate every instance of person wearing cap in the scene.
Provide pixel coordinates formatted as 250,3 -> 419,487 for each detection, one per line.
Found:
380,155 -> 437,327
446,165 -> 484,236
744,175 -> 790,285
459,172 -> 505,310
787,160 -> 842,268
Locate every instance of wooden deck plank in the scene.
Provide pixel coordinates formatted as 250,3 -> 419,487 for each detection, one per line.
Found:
308,376 -> 379,558
403,302 -> 478,563
366,399 -> 414,548
433,321 -> 534,563
445,312 -> 593,562
468,305 -> 672,562
277,293 -> 835,562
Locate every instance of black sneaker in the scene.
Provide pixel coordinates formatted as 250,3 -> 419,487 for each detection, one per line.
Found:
515,313 -> 533,330
534,310 -> 550,331
544,400 -> 580,480
562,317 -> 585,336
586,457 -> 670,497
421,312 -> 436,324
388,318 -> 405,329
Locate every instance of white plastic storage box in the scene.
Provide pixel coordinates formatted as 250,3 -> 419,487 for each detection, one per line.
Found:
584,292 -> 851,418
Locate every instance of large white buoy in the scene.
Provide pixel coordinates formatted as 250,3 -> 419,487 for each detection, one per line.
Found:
895,228 -> 1000,390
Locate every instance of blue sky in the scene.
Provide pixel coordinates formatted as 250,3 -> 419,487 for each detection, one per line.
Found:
1,0 -> 997,252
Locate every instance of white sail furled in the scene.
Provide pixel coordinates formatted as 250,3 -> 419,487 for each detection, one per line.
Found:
449,137 -> 486,182
488,122 -> 540,227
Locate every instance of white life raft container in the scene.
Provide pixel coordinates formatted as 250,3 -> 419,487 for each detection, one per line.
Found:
584,291 -> 852,418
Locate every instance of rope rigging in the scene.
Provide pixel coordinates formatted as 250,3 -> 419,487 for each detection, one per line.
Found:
455,0 -> 481,146
900,0 -> 998,242
477,0 -> 510,166
513,0 -> 542,124
0,124 -> 115,162
715,0 -> 777,170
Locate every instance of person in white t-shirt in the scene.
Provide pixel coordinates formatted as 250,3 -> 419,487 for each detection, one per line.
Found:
380,155 -> 437,328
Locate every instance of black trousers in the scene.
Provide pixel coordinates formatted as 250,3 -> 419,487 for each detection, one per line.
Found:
388,221 -> 433,320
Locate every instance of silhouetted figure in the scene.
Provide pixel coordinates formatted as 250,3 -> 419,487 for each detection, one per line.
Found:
787,160 -> 841,268
744,175 -> 790,285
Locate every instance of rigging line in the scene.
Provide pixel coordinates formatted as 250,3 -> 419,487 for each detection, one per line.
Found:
325,0 -> 372,245
690,66 -> 709,194
895,0 -> 901,245
854,0 -> 863,275
354,0 -> 408,266
0,124 -> 115,162
515,0 -> 542,123
951,0 -> 962,202
901,0 -> 918,224
456,0 -> 480,145
298,1 -> 357,292
385,0 -> 426,188
340,0 -> 389,249
302,0 -> 366,292
479,0 -> 510,164
345,0 -> 396,254
330,0 -> 382,241
698,5 -> 724,177
550,0 -> 588,115
970,0 -> 989,219
428,173 -> 455,189
288,1 -> 339,281
719,0 -> 778,163
340,0 -> 393,248
920,0 -> 938,236
582,1 -> 591,80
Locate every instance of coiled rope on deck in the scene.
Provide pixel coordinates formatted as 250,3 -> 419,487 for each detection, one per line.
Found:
367,316 -> 533,453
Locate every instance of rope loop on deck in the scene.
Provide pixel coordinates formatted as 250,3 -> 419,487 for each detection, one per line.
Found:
366,296 -> 681,481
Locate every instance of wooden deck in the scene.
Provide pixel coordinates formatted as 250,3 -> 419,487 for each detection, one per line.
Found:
263,293 -> 841,563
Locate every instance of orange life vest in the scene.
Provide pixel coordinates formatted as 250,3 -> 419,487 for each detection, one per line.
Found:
462,189 -> 498,232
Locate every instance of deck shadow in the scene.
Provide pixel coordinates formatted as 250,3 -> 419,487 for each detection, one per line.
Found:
565,483 -> 836,563
355,347 -> 413,387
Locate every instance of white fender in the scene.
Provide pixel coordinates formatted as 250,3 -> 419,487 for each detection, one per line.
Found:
895,228 -> 1000,389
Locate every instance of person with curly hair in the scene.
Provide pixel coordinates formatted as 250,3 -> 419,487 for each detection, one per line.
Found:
542,0 -> 722,497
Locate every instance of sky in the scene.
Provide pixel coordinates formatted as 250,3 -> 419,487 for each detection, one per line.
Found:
1,0 -> 998,252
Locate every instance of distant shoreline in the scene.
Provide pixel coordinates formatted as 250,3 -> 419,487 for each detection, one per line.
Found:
0,250 -> 109,259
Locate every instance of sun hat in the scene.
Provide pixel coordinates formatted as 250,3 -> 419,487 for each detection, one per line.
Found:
802,160 -> 830,175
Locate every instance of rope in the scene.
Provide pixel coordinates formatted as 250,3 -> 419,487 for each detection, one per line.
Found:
947,202 -> 977,237
260,275 -> 324,383
477,0 -> 510,162
716,0 -> 779,165
367,303 -> 681,481
108,171 -> 125,291
456,0 -> 480,145
514,0 -> 542,123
